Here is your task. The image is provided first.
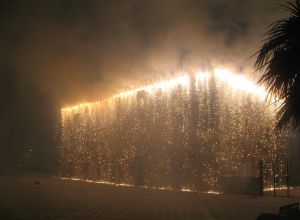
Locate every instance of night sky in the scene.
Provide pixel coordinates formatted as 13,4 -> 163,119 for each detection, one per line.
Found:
0,0 -> 289,171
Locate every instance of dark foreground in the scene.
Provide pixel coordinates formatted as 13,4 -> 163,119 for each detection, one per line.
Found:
0,173 -> 299,220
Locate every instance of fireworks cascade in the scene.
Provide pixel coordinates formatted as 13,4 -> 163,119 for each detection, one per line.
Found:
59,70 -> 288,192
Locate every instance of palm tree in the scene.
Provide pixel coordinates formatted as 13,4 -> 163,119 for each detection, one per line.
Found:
255,1 -> 300,130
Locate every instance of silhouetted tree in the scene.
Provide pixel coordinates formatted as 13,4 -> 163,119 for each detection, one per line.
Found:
255,1 -> 300,130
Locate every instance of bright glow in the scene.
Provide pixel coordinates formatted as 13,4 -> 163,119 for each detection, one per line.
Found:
62,75 -> 189,113
114,75 -> 190,98
55,177 -> 223,194
195,71 -> 210,82
263,186 -> 294,192
181,188 -> 194,192
62,102 -> 100,114
57,177 -> 116,185
206,191 -> 222,195
62,69 -> 269,112
214,69 -> 267,100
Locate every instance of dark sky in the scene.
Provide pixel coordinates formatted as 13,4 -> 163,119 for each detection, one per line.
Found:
0,0 -> 288,171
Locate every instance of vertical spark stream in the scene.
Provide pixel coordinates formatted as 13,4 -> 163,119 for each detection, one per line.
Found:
59,71 -> 288,192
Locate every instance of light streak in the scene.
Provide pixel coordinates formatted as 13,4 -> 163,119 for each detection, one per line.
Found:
62,69 -> 268,112
61,75 -> 189,113
263,186 -> 294,192
54,177 -> 222,194
206,191 -> 222,195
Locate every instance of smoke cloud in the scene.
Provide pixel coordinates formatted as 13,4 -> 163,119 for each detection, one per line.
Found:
0,0 -> 288,170
1,0 -> 288,103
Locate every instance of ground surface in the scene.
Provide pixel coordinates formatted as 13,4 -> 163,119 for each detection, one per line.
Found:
0,173 -> 299,220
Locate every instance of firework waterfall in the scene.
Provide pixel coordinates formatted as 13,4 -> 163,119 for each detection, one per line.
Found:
58,70 -> 288,192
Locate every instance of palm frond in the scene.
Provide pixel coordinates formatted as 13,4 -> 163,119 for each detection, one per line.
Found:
255,1 -> 300,130
276,77 -> 300,129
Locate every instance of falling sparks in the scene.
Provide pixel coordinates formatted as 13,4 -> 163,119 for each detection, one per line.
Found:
58,69 -> 289,192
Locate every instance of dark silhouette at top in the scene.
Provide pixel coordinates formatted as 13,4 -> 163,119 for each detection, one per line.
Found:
255,1 -> 300,130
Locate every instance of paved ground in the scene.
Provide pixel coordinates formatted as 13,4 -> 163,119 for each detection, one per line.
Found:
0,173 -> 299,220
